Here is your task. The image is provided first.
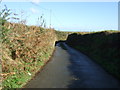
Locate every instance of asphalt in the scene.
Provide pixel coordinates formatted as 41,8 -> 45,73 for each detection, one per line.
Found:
25,43 -> 120,88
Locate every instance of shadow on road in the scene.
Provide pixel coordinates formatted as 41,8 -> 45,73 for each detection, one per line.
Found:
63,43 -> 120,88
55,40 -> 65,46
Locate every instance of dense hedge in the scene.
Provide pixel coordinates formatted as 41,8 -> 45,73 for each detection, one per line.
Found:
66,31 -> 120,80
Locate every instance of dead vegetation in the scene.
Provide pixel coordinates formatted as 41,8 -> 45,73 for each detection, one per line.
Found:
1,22 -> 57,88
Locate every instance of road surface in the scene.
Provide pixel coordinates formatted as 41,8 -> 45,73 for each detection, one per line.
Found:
25,43 -> 120,88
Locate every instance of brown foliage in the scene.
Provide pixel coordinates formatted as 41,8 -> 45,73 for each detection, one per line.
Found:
2,22 -> 56,80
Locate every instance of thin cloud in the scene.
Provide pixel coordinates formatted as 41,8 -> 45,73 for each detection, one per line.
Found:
30,8 -> 39,13
31,0 -> 40,4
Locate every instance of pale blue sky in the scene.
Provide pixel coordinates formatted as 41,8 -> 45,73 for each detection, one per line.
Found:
1,2 -> 118,32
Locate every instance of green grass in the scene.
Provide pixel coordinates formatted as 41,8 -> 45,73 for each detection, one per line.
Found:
3,72 -> 31,88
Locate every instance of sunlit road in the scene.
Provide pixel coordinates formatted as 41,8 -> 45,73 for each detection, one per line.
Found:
25,43 -> 120,88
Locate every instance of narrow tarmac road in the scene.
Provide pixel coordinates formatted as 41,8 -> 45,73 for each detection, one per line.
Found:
25,43 -> 120,88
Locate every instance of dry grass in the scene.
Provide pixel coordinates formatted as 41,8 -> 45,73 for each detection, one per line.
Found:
1,22 -> 57,88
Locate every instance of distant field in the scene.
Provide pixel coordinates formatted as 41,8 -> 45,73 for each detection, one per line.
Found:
66,30 -> 120,80
55,30 -> 90,41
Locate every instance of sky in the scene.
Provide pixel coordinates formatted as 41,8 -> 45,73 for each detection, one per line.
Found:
1,1 -> 119,32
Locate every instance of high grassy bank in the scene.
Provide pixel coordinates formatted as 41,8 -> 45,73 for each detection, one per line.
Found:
1,22 -> 57,88
66,31 -> 120,80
